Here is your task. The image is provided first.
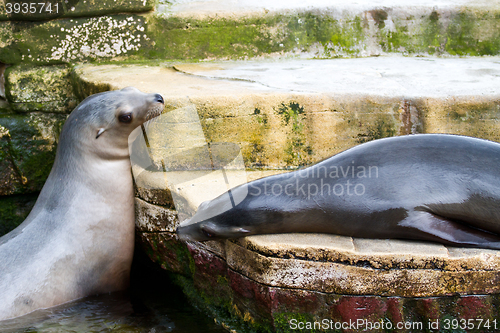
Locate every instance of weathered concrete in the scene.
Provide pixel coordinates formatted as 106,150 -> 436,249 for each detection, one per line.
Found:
173,57 -> 500,97
3,0 -> 500,65
75,59 -> 500,170
0,15 -> 151,65
98,56 -> 500,331
161,0 -> 500,17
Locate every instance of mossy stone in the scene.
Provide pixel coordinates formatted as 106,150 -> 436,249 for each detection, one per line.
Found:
2,7 -> 500,65
0,0 -> 155,22
0,112 -> 65,195
6,64 -> 78,113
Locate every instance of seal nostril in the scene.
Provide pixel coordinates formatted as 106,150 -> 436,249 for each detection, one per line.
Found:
155,94 -> 164,104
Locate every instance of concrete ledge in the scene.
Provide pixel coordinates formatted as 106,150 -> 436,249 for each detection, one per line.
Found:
135,220 -> 500,332
4,0 -> 500,65
75,59 -> 500,170
230,235 -> 500,297
135,196 -> 500,298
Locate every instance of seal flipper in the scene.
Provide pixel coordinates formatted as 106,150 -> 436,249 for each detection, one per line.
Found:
398,210 -> 500,250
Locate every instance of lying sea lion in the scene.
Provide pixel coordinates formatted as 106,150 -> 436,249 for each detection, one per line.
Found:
177,134 -> 500,250
0,87 -> 164,320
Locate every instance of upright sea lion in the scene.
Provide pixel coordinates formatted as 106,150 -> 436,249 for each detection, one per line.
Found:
0,87 -> 164,321
177,134 -> 500,250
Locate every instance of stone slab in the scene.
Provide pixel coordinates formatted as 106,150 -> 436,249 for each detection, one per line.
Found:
225,240 -> 500,297
76,57 -> 500,108
153,0 -> 500,60
161,0 -> 500,18
174,57 -> 500,98
76,61 -> 500,171
6,65 -> 78,113
235,233 -> 500,271
0,14 -> 151,65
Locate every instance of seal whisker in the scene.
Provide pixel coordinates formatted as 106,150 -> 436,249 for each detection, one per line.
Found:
145,106 -> 164,122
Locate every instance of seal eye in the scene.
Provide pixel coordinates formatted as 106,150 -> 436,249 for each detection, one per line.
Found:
118,113 -> 133,123
202,229 -> 214,238
201,225 -> 216,239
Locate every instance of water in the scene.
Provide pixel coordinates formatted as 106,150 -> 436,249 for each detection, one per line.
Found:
0,255 -> 227,333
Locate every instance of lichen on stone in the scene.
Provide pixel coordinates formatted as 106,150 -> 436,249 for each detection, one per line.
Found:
49,16 -> 149,62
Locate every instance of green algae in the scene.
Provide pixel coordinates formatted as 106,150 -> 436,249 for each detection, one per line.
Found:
276,102 -> 313,166
380,9 -> 500,56
422,11 -> 445,55
169,273 -> 275,333
445,11 -> 500,56
356,116 -> 397,144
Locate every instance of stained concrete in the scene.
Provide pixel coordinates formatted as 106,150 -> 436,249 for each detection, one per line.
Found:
76,59 -> 500,171
161,0 -> 500,18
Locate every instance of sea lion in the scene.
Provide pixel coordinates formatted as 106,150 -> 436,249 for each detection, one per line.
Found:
0,87 -> 164,321
177,134 -> 500,250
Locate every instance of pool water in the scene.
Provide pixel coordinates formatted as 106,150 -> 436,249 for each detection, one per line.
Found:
0,254 -> 227,333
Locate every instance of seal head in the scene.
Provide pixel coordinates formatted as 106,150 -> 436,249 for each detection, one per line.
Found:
0,87 -> 164,321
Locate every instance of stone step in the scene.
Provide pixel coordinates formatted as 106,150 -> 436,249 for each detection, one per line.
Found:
157,0 -> 500,59
3,0 -> 500,65
75,56 -> 500,171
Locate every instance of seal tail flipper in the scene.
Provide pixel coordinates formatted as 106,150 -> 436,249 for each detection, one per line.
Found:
398,210 -> 500,250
